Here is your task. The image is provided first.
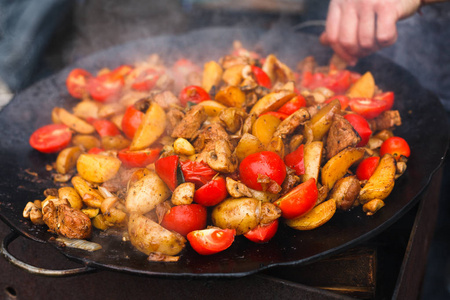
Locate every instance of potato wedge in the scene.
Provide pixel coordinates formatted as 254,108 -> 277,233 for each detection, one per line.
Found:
77,153 -> 122,183
101,135 -> 130,150
130,102 -> 166,151
252,114 -> 282,145
71,176 -> 104,208
56,146 -> 82,174
58,186 -> 83,210
215,86 -> 246,107
72,100 -> 99,120
125,171 -> 171,215
321,147 -> 365,190
72,134 -> 101,151
310,99 -> 340,141
54,107 -> 95,134
249,90 -> 296,116
301,141 -> 323,183
347,71 -> 375,98
359,154 -> 396,204
222,64 -> 245,86
285,198 -> 336,230
234,133 -> 266,162
197,100 -> 227,117
211,197 -> 261,235
202,61 -> 223,93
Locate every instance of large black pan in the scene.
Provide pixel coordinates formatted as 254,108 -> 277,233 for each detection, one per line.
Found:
0,27 -> 448,277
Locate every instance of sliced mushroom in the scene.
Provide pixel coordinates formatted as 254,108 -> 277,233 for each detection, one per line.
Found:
206,140 -> 238,173
226,177 -> 253,198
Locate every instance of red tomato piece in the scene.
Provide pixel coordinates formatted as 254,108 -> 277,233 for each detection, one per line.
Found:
277,95 -> 306,115
161,204 -> 207,237
180,160 -> 217,189
87,73 -> 124,103
121,105 -> 144,139
193,176 -> 228,206
66,68 -> 93,99
275,178 -> 318,219
251,65 -> 272,89
374,91 -> 395,110
29,124 -> 72,154
87,147 -> 104,154
187,228 -> 236,255
325,70 -> 352,93
239,151 -> 286,191
179,85 -> 210,106
110,65 -> 133,79
244,219 -> 279,243
284,144 -> 305,176
356,156 -> 380,181
155,155 -> 180,191
92,119 -> 121,137
300,70 -> 314,87
131,68 -> 160,91
343,114 -> 372,147
348,97 -> 387,119
118,147 -> 161,168
325,95 -> 350,110
260,111 -> 289,120
380,137 -> 411,161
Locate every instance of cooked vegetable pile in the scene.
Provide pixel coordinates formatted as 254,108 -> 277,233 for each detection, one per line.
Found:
23,41 -> 410,261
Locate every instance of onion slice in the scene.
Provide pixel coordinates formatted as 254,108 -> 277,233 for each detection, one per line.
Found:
56,237 -> 102,252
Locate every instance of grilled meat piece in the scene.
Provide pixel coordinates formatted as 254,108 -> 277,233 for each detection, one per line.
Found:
296,55 -> 316,73
43,202 -> 92,239
326,114 -> 361,160
193,122 -> 232,153
369,110 -> 402,131
171,105 -> 207,139
273,108 -> 310,139
153,91 -> 180,110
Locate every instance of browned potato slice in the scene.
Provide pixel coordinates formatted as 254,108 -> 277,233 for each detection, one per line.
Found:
76,153 -> 122,183
58,186 -> 83,210
125,171 -> 171,215
128,214 -> 186,256
197,100 -> 227,117
97,102 -> 125,119
249,90 -> 296,116
362,199 -> 385,215
252,114 -> 282,145
101,135 -> 130,150
285,199 -> 336,230
321,147 -> 365,190
347,72 -> 375,98
54,107 -> 95,134
211,197 -> 261,235
56,146 -> 82,174
71,176 -> 104,208
72,134 -> 101,151
130,102 -> 166,151
310,99 -> 341,141
215,86 -> 246,107
234,133 -> 265,161
301,141 -> 323,183
72,101 -> 100,120
92,214 -> 109,230
222,64 -> 245,86
202,61 -> 223,93
359,154 -> 396,204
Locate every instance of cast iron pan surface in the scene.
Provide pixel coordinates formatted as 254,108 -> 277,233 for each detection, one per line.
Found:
0,27 -> 448,277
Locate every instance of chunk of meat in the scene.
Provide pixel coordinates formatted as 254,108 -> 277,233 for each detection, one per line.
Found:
153,91 -> 180,110
193,122 -> 232,153
166,107 -> 185,136
280,167 -> 300,196
296,56 -> 316,73
329,53 -> 347,70
171,105 -> 207,139
273,108 -> 310,139
326,114 -> 361,160
42,202 -> 92,239
368,110 -> 402,132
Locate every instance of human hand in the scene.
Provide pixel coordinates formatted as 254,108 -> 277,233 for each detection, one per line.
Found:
320,0 -> 421,65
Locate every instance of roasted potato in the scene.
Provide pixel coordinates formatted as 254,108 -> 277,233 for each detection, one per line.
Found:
215,86 -> 246,107
130,102 -> 166,151
252,114 -> 282,145
359,154 -> 396,204
285,198 -> 336,230
249,90 -> 296,116
301,141 -> 323,183
310,99 -> 341,141
56,146 -> 82,174
347,71 -> 375,98
202,61 -> 223,93
234,133 -> 265,162
77,153 -> 122,183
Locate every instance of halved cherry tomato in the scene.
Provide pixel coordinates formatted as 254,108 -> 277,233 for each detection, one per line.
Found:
66,68 -> 92,99
88,147 -> 104,154
348,98 -> 387,119
187,228 -> 236,255
179,85 -> 210,106
380,137 -> 411,161
260,111 -> 289,120
92,119 -> 121,137
251,65 -> 271,89
300,70 -> 314,87
87,72 -> 124,103
155,155 -> 180,191
284,144 -> 305,176
324,70 -> 352,93
239,151 -> 286,191
275,178 -> 318,219
110,65 -> 133,79
29,124 -> 72,154
121,105 -> 144,139
118,147 -> 161,168
193,176 -> 228,206
244,219 -> 279,243
374,91 -> 395,110
180,160 -> 217,188
277,95 -> 306,115
343,114 -> 372,147
356,156 -> 380,181
131,68 -> 160,91
161,204 -> 207,237
325,95 -> 350,110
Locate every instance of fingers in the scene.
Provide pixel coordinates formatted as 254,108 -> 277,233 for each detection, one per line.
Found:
375,5 -> 399,47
